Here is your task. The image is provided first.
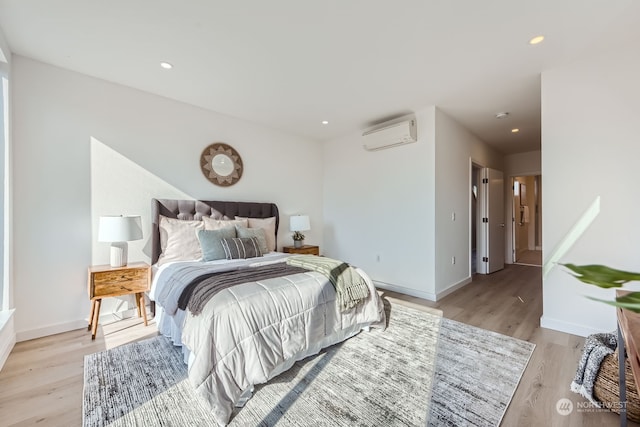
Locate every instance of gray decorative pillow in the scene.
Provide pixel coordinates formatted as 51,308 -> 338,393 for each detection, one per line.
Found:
197,227 -> 236,261
235,216 -> 277,252
236,226 -> 269,254
220,237 -> 263,260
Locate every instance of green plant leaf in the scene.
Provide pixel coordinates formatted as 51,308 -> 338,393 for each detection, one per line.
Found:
587,292 -> 640,313
562,264 -> 640,289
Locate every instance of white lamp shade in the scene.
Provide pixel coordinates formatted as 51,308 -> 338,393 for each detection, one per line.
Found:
98,215 -> 143,242
290,215 -> 310,232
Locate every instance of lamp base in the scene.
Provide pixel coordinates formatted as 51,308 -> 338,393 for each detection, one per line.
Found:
110,242 -> 128,268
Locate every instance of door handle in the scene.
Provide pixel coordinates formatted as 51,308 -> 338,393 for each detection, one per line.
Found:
499,223 -> 505,227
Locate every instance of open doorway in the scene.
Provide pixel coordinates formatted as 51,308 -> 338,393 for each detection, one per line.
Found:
471,164 -> 480,274
512,175 -> 542,266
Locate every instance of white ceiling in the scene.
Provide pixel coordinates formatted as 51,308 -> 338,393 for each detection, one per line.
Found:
1,0 -> 639,154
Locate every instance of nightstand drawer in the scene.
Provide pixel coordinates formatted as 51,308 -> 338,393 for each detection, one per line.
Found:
91,268 -> 149,298
283,245 -> 320,256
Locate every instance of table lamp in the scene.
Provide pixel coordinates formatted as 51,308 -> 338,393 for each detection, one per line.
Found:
98,215 -> 143,267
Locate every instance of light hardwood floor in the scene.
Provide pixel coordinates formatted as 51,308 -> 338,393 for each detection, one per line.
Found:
384,264 -> 635,427
515,249 -> 543,266
0,316 -> 159,426
0,264 -> 634,426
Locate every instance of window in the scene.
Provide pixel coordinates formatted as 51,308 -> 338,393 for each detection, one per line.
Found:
0,73 -> 7,311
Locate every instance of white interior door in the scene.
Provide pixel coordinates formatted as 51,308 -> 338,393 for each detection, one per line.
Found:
512,178 -> 518,263
479,168 -> 505,274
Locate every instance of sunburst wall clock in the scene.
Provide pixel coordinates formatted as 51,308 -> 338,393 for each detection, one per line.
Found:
200,143 -> 243,187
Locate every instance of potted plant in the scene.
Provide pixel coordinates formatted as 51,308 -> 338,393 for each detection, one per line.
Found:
292,231 -> 305,248
564,264 -> 640,311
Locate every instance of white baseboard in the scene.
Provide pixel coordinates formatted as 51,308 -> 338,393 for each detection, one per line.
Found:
540,315 -> 609,337
16,306 -> 147,342
373,281 -> 436,301
435,277 -> 472,301
0,309 -> 16,371
17,318 -> 87,342
373,277 -> 472,302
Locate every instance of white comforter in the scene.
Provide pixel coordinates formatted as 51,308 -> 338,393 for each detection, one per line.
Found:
151,253 -> 385,426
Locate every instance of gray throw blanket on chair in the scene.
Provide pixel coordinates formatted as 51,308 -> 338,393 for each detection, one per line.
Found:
571,332 -> 617,406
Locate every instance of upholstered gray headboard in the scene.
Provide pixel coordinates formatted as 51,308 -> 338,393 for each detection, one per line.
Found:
151,198 -> 280,264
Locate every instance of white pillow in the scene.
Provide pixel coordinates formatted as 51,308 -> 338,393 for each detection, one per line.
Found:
157,216 -> 204,266
235,216 -> 276,252
203,216 -> 248,230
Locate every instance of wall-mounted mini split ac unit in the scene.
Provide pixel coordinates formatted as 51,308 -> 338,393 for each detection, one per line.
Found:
362,117 -> 417,151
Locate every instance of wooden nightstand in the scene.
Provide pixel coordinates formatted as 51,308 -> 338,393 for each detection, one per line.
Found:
87,262 -> 151,340
283,245 -> 320,256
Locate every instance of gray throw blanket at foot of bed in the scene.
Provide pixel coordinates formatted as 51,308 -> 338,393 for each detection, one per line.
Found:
286,255 -> 370,311
571,332 -> 617,406
179,263 -> 308,315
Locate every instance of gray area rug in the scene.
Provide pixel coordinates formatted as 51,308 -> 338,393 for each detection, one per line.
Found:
83,301 -> 534,426
427,316 -> 534,426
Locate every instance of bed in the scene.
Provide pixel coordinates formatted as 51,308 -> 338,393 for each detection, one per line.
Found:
148,198 -> 385,426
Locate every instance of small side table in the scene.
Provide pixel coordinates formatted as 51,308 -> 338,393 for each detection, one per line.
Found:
616,290 -> 640,426
87,262 -> 151,340
283,245 -> 320,256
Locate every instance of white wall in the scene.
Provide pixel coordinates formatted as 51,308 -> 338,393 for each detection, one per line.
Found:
89,138 -> 193,319
323,108 -> 437,300
11,56 -> 324,340
434,109 -> 503,297
322,107 -> 502,301
0,30 -> 7,310
504,150 -> 541,263
504,150 -> 541,177
0,31 -> 9,312
0,24 -> 14,371
541,41 -> 640,336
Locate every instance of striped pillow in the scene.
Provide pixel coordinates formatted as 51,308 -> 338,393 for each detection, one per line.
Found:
220,237 -> 263,260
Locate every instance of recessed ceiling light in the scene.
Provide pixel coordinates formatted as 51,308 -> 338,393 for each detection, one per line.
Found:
160,62 -> 173,69
321,120 -> 329,125
495,112 -> 509,119
511,128 -> 520,133
529,35 -> 544,45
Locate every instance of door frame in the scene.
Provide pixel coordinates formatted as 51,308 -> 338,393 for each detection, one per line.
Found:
512,176 -> 518,263
470,159 -> 506,275
507,172 -> 542,265
470,159 -> 490,275
469,161 -> 483,276
483,167 -> 505,274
